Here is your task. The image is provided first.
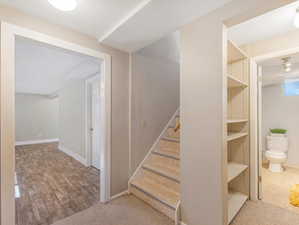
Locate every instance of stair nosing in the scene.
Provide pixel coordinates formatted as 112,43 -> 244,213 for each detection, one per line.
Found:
162,137 -> 180,143
130,183 -> 177,210
142,164 -> 180,183
152,151 -> 180,160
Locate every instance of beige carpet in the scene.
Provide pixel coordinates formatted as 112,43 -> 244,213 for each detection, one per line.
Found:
52,195 -> 173,225
232,200 -> 299,225
51,194 -> 299,225
262,165 -> 299,214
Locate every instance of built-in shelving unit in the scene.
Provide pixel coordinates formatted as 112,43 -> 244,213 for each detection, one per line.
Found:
227,119 -> 248,124
227,163 -> 248,183
228,191 -> 248,223
227,132 -> 248,142
228,75 -> 248,88
224,40 -> 250,224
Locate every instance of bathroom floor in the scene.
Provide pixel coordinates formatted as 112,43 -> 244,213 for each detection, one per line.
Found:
262,164 -> 299,214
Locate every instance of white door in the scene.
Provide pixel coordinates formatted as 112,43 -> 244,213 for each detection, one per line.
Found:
258,65 -> 263,199
91,82 -> 101,169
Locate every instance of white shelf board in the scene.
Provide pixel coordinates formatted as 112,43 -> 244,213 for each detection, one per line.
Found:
227,119 -> 248,124
228,163 -> 248,183
228,191 -> 248,224
227,75 -> 248,88
228,40 -> 247,63
227,132 -> 248,142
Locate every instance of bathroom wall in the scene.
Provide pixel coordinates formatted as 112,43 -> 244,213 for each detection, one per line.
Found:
262,84 -> 299,167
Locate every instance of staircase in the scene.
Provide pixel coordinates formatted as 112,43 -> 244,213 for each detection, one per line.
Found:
129,112 -> 180,221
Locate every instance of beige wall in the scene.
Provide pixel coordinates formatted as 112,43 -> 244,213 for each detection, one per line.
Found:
0,4 -> 129,196
180,1 -> 297,225
15,93 -> 59,142
131,43 -> 180,173
58,79 -> 86,158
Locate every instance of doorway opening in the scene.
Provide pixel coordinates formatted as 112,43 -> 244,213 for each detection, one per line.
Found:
256,52 -> 299,213
0,22 -> 111,225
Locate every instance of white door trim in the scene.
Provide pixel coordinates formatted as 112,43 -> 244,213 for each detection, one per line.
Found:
0,22 -> 112,225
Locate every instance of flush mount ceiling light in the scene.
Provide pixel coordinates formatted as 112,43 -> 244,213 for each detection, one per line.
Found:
48,0 -> 77,11
282,57 -> 292,72
294,8 -> 299,28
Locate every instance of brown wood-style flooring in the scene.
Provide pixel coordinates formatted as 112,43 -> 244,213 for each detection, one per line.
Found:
15,143 -> 100,225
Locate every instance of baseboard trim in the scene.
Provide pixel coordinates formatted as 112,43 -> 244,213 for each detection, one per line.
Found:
15,138 -> 59,146
110,190 -> 129,200
180,222 -> 187,225
58,144 -> 88,166
285,163 -> 299,170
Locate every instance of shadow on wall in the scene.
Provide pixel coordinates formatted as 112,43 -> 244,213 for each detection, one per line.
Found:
131,31 -> 180,173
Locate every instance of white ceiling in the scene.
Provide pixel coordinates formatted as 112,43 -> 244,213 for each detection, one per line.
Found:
0,0 -> 232,52
260,52 -> 299,86
102,0 -> 233,52
16,37 -> 101,95
0,0 -> 143,39
228,1 -> 299,46
138,31 -> 180,63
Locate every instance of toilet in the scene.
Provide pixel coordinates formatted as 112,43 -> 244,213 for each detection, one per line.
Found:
265,135 -> 288,173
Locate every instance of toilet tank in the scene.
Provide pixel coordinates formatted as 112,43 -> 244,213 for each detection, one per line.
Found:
266,136 -> 288,152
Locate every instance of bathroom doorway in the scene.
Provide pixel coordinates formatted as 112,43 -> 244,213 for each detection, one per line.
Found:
255,52 -> 299,213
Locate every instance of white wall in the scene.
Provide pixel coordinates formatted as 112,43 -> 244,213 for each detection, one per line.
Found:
58,79 -> 86,160
262,84 -> 299,167
131,33 -> 180,173
15,93 -> 59,143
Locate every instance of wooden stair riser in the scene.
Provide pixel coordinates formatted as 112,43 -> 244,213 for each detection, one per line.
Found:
129,186 -> 176,220
159,140 -> 179,150
137,169 -> 180,193
162,137 -> 180,142
165,127 -> 180,139
143,154 -> 180,182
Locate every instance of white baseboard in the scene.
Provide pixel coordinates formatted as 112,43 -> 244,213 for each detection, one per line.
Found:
285,163 -> 299,170
58,144 -> 88,166
110,190 -> 129,200
180,222 -> 187,225
15,138 -> 59,146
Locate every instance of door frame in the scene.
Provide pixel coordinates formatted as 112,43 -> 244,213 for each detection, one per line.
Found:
85,74 -> 101,169
250,46 -> 299,201
0,22 -> 112,225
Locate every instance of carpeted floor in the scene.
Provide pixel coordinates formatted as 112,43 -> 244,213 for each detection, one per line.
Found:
52,195 -> 173,225
51,194 -> 299,225
262,165 -> 299,214
232,200 -> 299,225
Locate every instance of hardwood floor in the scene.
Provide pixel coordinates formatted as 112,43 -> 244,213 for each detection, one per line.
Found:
15,143 -> 100,225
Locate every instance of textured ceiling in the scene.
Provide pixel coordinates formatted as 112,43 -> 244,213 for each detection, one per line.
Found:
16,37 -> 101,95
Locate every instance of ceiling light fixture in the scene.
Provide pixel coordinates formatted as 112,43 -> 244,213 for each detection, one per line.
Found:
48,0 -> 77,11
282,57 -> 292,72
294,8 -> 299,28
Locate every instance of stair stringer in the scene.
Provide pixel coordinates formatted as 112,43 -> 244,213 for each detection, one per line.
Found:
128,108 -> 180,221
128,108 -> 180,185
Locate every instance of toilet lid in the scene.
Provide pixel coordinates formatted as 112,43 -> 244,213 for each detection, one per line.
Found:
266,151 -> 286,157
